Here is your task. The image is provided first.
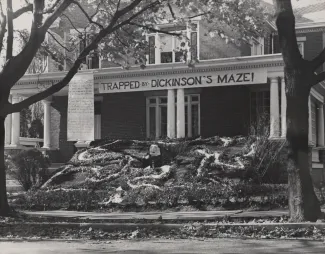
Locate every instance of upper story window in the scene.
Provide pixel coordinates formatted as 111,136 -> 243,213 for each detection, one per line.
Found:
147,22 -> 199,65
76,32 -> 100,70
251,37 -> 264,56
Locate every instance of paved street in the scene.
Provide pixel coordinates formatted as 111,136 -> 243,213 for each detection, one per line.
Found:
1,239 -> 325,253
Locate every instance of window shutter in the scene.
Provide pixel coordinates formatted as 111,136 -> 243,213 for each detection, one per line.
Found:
190,32 -> 198,60
148,36 -> 155,64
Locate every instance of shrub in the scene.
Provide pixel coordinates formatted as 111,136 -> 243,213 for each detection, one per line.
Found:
28,119 -> 44,138
12,189 -> 109,211
246,114 -> 287,184
8,149 -> 50,191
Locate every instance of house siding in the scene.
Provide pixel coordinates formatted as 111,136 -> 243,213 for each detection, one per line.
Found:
200,86 -> 251,137
100,92 -> 147,140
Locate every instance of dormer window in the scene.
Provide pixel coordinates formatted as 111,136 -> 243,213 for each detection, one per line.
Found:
147,22 -> 199,64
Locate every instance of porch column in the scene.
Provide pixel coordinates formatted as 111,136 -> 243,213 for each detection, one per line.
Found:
281,77 -> 287,138
270,77 -> 280,138
4,95 -> 12,146
167,89 -> 176,139
10,95 -> 21,147
42,98 -> 52,149
308,96 -> 313,144
176,88 -> 186,138
317,104 -> 325,146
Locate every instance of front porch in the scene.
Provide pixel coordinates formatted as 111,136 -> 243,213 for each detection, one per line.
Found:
6,54 -> 325,183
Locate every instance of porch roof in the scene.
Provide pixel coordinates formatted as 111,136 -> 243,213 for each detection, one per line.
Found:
13,54 -> 284,96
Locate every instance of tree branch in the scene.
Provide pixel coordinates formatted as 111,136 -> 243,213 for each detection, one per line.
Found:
314,72 -> 325,85
12,0 -> 61,19
7,0 -> 159,113
311,47 -> 325,71
71,0 -> 104,29
43,0 -> 62,14
274,0 -> 302,68
186,11 -> 211,19
12,3 -> 33,19
61,13 -> 84,36
113,1 -> 160,32
6,0 -> 13,60
128,21 -> 181,36
47,30 -> 74,52
167,2 -> 176,20
0,2 -> 6,55
116,0 -> 121,11
0,0 -> 71,89
42,0 -> 72,31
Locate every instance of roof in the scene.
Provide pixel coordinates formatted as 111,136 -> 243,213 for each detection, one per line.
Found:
262,0 -> 325,30
294,1 -> 325,23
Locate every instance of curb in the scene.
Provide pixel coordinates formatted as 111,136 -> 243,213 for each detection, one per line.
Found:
3,222 -> 325,231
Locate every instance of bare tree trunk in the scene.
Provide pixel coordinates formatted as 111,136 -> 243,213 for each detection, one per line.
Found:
273,0 -> 324,222
0,116 -> 10,216
285,70 -> 322,222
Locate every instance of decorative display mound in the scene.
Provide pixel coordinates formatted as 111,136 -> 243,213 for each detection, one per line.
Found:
17,136 -> 287,211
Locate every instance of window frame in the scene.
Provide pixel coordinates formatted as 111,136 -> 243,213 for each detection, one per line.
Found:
297,41 -> 305,57
146,21 -> 199,65
146,94 -> 201,139
70,29 -> 100,70
297,36 -> 306,58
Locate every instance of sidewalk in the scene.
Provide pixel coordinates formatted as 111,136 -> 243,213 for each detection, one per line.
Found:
23,209 -> 291,221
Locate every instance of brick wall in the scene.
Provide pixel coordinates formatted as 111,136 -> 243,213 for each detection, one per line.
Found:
199,21 -> 250,60
100,92 -> 147,140
274,31 -> 324,72
200,86 -> 251,137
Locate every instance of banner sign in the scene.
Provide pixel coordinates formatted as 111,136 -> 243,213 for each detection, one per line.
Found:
67,72 -> 95,141
99,68 -> 267,94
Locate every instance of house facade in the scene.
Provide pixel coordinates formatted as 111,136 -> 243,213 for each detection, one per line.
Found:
5,2 -> 325,184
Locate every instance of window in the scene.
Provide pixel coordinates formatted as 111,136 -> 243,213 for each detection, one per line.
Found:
147,22 -> 198,64
251,37 -> 264,56
298,42 -> 304,57
94,100 -> 102,140
311,100 -> 318,145
250,91 -> 270,134
160,33 -> 173,63
146,94 -> 200,139
77,33 -> 100,70
160,33 -> 184,64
